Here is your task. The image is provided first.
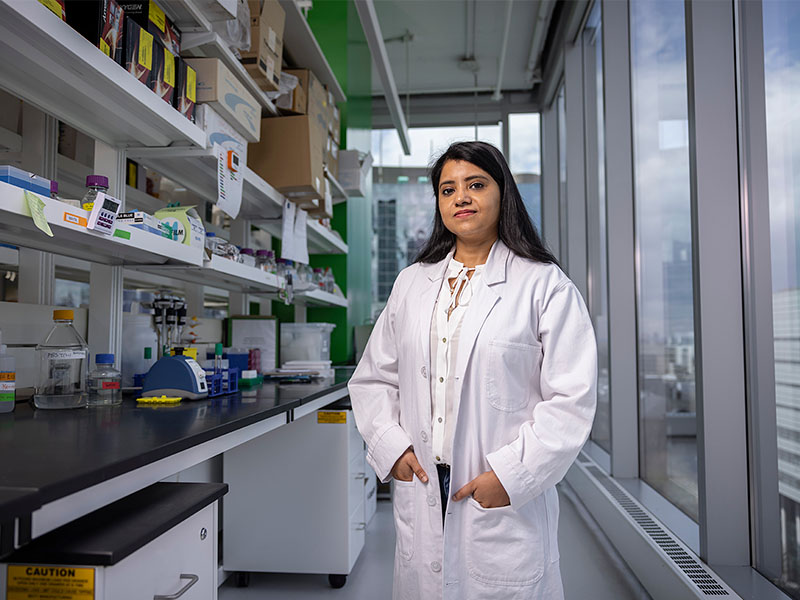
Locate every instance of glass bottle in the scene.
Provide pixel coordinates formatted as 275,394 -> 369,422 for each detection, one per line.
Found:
313,268 -> 324,290
205,232 -> 220,255
34,309 -> 88,409
81,175 -> 109,210
239,247 -> 256,267
88,353 -> 122,406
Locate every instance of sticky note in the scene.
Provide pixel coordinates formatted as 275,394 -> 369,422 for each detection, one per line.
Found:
24,191 -> 53,237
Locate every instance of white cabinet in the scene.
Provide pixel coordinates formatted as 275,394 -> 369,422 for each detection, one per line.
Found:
365,463 -> 378,524
223,407 -> 368,587
1,483 -> 224,600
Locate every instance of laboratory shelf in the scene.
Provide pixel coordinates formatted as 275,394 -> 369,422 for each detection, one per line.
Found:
308,220 -> 347,254
0,181 -> 204,267
299,289 -> 348,308
278,0 -> 347,104
135,254 -> 284,295
0,125 -> 22,153
0,0 -> 207,149
325,167 -> 349,205
127,146 -> 218,205
181,31 -> 279,116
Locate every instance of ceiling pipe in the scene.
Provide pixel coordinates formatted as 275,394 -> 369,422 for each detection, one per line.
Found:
354,0 -> 411,154
526,0 -> 555,84
491,0 -> 514,101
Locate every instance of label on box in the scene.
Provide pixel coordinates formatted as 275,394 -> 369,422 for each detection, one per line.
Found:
164,49 -> 175,87
138,29 -> 153,70
268,27 -> 277,53
38,0 -> 64,19
7,565 -> 95,600
100,38 -> 111,57
64,212 -> 88,227
187,66 -> 197,102
102,381 -> 121,390
266,56 -> 275,85
318,411 -> 346,424
149,2 -> 166,32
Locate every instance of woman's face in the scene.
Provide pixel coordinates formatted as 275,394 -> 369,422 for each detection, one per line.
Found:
437,159 -> 501,245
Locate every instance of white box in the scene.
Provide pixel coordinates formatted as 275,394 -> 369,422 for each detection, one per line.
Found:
280,322 -> 335,363
195,104 -> 248,165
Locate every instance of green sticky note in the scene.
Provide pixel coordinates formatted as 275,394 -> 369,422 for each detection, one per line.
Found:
113,229 -> 131,240
24,190 -> 53,237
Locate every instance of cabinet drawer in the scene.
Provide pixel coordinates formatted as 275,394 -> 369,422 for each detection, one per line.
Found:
364,465 -> 377,523
348,410 -> 365,459
348,501 -> 366,572
349,454 -> 366,513
103,504 -> 216,600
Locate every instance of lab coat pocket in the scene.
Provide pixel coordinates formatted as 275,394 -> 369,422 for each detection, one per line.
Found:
392,479 -> 416,560
465,498 -> 545,586
485,340 -> 538,411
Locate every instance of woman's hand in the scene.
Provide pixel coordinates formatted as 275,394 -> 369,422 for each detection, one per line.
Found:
452,470 -> 510,508
391,447 -> 429,483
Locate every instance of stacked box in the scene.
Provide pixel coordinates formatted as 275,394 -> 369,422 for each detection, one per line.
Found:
184,58 -> 261,142
240,0 -> 284,92
276,68 -> 309,115
150,40 -> 176,105
123,17 -> 154,85
65,0 -> 125,64
119,0 -> 180,54
173,58 -> 196,122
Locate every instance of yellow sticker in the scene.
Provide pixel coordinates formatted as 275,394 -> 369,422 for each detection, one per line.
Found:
318,411 -> 347,424
37,0 -> 64,20
99,38 -> 111,57
7,565 -> 95,600
138,29 -> 153,71
0,373 -> 14,381
164,49 -> 175,87
186,66 -> 197,103
128,162 -> 137,186
149,2 -> 166,32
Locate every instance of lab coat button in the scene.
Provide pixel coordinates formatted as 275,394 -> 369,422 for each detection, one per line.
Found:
420,431 -> 428,442
427,495 -> 437,507
421,366 -> 427,378
431,561 -> 442,573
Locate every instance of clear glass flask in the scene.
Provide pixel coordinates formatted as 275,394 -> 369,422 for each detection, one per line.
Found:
88,353 -> 122,406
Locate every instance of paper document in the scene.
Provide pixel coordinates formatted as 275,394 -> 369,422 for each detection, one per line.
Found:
24,190 -> 53,237
215,143 -> 243,219
293,208 -> 309,264
281,199 -> 297,260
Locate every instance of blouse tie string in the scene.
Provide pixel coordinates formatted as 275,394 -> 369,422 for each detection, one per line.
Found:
446,266 -> 477,315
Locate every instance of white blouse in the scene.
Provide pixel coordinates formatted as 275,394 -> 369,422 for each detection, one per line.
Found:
429,258 -> 485,465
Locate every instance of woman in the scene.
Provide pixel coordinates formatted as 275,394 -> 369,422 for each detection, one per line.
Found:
348,141 -> 597,600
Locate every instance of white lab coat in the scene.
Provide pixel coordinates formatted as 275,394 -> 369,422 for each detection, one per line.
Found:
349,240 -> 597,600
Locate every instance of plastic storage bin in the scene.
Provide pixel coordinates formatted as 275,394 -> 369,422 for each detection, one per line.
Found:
0,165 -> 51,195
280,323 -> 336,364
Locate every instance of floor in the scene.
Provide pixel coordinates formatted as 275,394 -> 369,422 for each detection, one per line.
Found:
220,486 -> 650,599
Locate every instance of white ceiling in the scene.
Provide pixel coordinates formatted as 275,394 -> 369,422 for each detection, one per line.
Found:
371,0 -> 544,97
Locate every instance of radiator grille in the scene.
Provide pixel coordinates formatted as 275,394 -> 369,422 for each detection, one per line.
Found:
582,459 -> 729,596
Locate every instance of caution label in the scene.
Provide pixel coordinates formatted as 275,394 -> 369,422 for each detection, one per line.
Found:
318,411 -> 347,424
7,565 -> 95,599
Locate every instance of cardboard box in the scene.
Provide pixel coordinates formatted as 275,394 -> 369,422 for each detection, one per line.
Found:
306,70 -> 329,135
248,115 -> 326,200
154,206 -> 205,249
331,104 -> 340,143
240,0 -> 284,92
66,0 -> 125,64
184,58 -> 261,142
39,0 -> 66,20
151,40 -> 175,105
338,150 -> 372,198
308,178 -> 333,219
123,17 -> 154,85
119,0 -> 180,54
116,210 -> 170,237
276,68 -> 309,115
173,58 -> 196,122
195,104 -> 248,165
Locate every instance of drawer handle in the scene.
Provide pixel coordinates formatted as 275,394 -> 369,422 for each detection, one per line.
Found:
356,522 -> 366,530
354,472 -> 365,479
154,574 -> 199,599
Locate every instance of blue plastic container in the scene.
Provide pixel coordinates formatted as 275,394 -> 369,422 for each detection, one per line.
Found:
0,165 -> 51,196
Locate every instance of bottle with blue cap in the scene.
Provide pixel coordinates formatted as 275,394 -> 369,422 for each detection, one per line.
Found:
88,353 -> 122,406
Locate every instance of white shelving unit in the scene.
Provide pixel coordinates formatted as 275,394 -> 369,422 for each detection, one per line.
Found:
325,167 -> 349,206
0,181 -> 203,267
0,0 -> 206,149
182,32 -> 279,116
308,220 -> 347,254
278,0 -> 347,104
300,289 -> 349,308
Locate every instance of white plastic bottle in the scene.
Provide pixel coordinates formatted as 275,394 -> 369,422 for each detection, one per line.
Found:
0,330 -> 15,413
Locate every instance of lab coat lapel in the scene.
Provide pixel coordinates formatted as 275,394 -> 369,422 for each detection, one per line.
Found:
454,241 -> 510,388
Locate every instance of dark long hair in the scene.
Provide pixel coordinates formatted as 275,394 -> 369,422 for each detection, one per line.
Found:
415,141 -> 558,266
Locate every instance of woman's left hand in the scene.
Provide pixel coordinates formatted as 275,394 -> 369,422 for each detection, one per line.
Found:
452,470 -> 511,508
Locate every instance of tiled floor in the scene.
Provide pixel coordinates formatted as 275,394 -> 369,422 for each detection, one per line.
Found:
220,485 -> 651,599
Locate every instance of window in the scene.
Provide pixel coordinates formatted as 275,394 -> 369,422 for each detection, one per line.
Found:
370,125 -> 501,313
630,0 -> 698,521
508,113 -> 542,231
583,5 -> 611,453
763,0 -> 800,593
